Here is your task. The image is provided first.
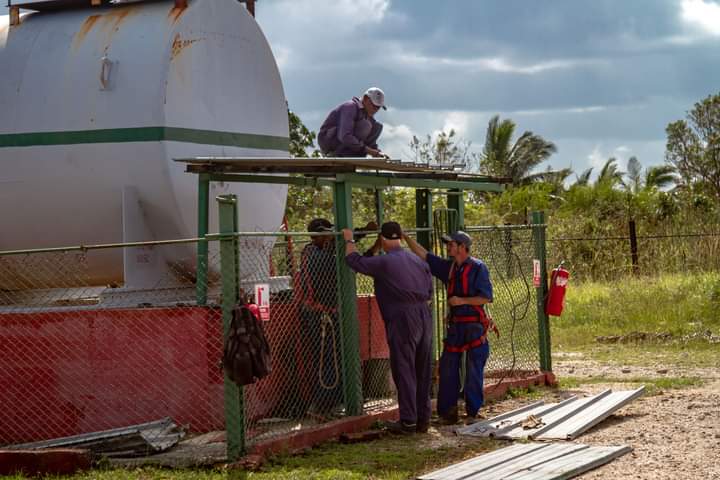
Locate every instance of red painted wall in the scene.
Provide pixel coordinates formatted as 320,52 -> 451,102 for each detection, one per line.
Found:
0,297 -> 388,444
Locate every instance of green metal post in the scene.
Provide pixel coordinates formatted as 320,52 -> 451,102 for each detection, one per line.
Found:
415,189 -> 432,249
416,189 -> 441,361
447,189 -> 465,231
374,188 -> 384,226
218,194 -> 245,460
196,173 -> 210,305
333,179 -> 363,416
532,211 -> 552,372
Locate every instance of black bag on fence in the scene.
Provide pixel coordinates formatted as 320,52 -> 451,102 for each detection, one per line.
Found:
222,304 -> 272,385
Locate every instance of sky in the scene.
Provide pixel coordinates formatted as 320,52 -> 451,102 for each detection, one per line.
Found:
254,0 -> 720,179
2,0 -> 719,180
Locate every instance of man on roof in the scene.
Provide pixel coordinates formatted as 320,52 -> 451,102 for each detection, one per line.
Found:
318,87 -> 387,158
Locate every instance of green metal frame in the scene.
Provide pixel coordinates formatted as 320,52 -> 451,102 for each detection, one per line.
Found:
532,211 -> 552,372
447,189 -> 465,231
182,162 -> 551,456
217,194 -> 245,460
196,174 -> 210,306
333,179 -> 363,416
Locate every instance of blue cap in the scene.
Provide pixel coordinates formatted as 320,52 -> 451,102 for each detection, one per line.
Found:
441,231 -> 472,247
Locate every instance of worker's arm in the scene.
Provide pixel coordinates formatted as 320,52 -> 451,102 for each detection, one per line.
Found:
342,228 -> 385,277
402,232 -> 428,261
363,236 -> 382,257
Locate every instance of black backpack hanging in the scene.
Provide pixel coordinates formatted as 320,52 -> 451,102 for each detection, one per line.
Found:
222,304 -> 272,385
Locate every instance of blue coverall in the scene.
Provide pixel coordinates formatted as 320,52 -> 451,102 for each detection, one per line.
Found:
346,247 -> 434,426
427,253 -> 493,418
318,97 -> 383,157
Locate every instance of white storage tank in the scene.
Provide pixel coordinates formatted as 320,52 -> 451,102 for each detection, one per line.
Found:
0,0 -> 289,290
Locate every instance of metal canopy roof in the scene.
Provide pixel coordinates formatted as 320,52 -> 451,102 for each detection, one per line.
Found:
174,157 -> 510,191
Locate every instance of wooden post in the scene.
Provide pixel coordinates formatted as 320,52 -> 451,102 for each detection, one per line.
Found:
246,0 -> 256,17
629,219 -> 639,276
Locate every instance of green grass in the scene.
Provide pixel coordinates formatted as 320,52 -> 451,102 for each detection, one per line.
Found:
3,437 -> 501,480
504,385 -> 544,400
558,375 -> 705,395
552,272 -> 720,351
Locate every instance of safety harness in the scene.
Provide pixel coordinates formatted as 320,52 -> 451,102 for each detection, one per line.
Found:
297,244 -> 337,315
444,259 -> 499,352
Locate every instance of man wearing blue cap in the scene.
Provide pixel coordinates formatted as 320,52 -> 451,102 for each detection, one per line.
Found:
404,230 -> 497,424
318,87 -> 387,158
343,222 -> 434,434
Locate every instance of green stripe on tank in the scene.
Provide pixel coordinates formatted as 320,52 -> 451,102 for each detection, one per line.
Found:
0,127 -> 289,151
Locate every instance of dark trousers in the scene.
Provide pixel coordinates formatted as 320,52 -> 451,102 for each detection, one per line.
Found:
300,308 -> 343,413
386,304 -> 433,425
318,120 -> 383,157
438,322 -> 490,417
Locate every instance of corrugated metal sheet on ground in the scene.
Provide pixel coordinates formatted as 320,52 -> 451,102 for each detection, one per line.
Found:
418,442 -> 631,480
457,387 -> 644,440
8,417 -> 184,457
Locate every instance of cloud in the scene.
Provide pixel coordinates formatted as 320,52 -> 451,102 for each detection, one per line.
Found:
680,0 -> 720,35
391,50 -> 606,75
437,112 -> 470,137
266,0 -> 389,28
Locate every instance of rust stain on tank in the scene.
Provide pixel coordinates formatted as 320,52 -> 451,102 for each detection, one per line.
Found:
170,33 -> 203,61
168,5 -> 188,25
71,7 -> 137,52
72,15 -> 101,50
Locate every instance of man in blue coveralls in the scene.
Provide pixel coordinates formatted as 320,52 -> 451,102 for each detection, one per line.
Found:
318,87 -> 387,158
404,231 -> 497,424
343,222 -> 434,434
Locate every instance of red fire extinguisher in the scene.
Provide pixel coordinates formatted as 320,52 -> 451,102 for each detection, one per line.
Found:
545,262 -> 570,316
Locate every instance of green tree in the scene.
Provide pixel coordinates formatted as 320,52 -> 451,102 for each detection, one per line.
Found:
665,92 -> 720,199
596,157 -> 624,187
288,109 -> 318,158
624,156 -> 677,194
409,129 -> 476,168
479,115 -> 558,185
285,109 -> 331,231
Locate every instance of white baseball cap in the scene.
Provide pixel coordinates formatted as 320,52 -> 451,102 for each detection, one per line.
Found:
364,87 -> 387,110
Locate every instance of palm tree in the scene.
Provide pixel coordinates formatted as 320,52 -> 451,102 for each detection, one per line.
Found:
596,157 -> 625,187
479,115 -> 558,185
623,156 -> 678,193
573,167 -> 593,187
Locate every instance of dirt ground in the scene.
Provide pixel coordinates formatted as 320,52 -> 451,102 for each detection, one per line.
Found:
419,355 -> 720,479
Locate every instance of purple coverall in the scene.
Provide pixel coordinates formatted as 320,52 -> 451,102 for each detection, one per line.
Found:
318,97 -> 383,157
345,247 -> 434,426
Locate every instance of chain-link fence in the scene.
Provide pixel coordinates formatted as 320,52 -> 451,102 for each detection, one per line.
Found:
238,232 -> 396,446
0,240 -> 225,449
465,226 -> 540,381
1,222 -> 547,453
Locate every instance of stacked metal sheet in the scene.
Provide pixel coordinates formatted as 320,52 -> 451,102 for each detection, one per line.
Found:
457,387 -> 645,440
418,442 -> 631,480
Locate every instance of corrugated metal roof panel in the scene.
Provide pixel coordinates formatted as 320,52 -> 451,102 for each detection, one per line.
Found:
456,396 -> 579,437
458,388 -> 644,441
536,387 -> 645,440
418,443 -> 631,480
